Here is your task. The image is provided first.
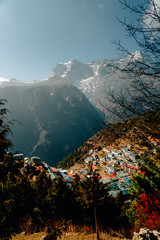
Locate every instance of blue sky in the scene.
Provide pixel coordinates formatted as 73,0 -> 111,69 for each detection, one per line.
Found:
0,0 -> 141,81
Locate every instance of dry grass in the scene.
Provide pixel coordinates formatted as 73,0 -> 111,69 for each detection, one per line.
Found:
12,222 -> 130,240
12,231 -> 129,240
12,232 -> 46,240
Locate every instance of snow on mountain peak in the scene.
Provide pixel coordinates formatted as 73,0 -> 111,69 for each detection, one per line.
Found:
132,50 -> 143,61
0,77 -> 9,82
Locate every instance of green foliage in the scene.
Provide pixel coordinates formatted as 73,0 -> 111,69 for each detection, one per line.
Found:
31,171 -> 54,230
44,221 -> 68,240
51,177 -> 74,220
0,99 -> 15,159
0,173 -> 34,239
44,226 -> 62,240
57,148 -> 82,169
73,174 -> 111,226
0,99 -> 19,239
76,175 -> 109,209
130,157 -> 160,196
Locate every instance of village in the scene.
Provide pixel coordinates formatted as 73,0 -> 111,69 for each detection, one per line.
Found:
12,136 -> 160,199
12,146 -> 139,199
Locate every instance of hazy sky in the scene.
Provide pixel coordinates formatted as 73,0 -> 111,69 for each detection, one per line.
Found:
0,0 -> 141,81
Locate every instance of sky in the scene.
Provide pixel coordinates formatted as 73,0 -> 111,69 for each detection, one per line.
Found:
0,0 -> 142,81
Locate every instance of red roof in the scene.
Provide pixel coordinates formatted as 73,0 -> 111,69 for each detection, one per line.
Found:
79,174 -> 86,179
66,173 -> 79,179
109,174 -> 116,178
51,167 -> 60,173
36,166 -> 42,171
92,165 -> 100,171
150,138 -> 160,143
126,164 -> 139,170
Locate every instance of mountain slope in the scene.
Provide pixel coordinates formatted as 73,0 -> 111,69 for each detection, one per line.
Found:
59,108 -> 160,169
51,51 -> 151,120
0,77 -> 103,166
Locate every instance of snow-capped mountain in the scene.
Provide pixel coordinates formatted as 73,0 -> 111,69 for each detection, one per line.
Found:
0,50 -> 150,120
50,51 -> 149,115
0,51 -> 151,164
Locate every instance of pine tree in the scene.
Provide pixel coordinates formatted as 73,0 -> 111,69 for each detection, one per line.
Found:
73,173 -> 110,240
0,99 -> 13,159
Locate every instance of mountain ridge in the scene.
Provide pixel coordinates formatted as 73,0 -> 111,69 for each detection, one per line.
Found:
0,76 -> 103,166
50,50 -> 151,118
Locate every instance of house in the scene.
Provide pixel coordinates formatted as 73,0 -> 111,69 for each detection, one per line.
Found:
128,152 -> 139,162
66,173 -> 79,180
107,166 -> 115,174
48,168 -> 58,180
89,149 -> 94,155
104,156 -> 111,162
122,162 -> 139,173
102,148 -> 110,154
123,150 -> 132,158
84,157 -> 92,165
102,147 -> 107,152
108,176 -> 119,181
63,176 -> 73,181
42,162 -> 49,170
50,167 -> 60,173
13,153 -> 24,161
108,181 -> 121,197
121,148 -> 129,154
100,178 -> 112,185
111,150 -> 122,157
24,157 -> 32,166
108,153 -> 114,158
93,154 -> 99,160
79,174 -> 87,180
57,168 -> 67,175
31,156 -> 41,165
150,138 -> 160,146
36,166 -> 42,171
117,171 -> 129,178
92,165 -> 100,172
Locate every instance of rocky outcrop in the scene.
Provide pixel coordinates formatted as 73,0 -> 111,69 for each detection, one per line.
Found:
133,228 -> 160,240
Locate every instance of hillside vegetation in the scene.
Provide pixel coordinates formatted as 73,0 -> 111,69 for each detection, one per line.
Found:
59,108 -> 160,169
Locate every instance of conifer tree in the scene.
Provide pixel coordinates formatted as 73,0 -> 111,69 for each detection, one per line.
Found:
51,176 -> 74,221
32,171 -> 53,230
0,99 -> 13,159
74,173 -> 110,240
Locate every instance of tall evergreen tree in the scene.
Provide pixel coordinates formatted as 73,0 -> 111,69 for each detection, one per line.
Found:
73,173 -> 110,240
0,99 -> 13,160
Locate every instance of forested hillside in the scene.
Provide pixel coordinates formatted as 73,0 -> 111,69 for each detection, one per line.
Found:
59,108 -> 160,169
